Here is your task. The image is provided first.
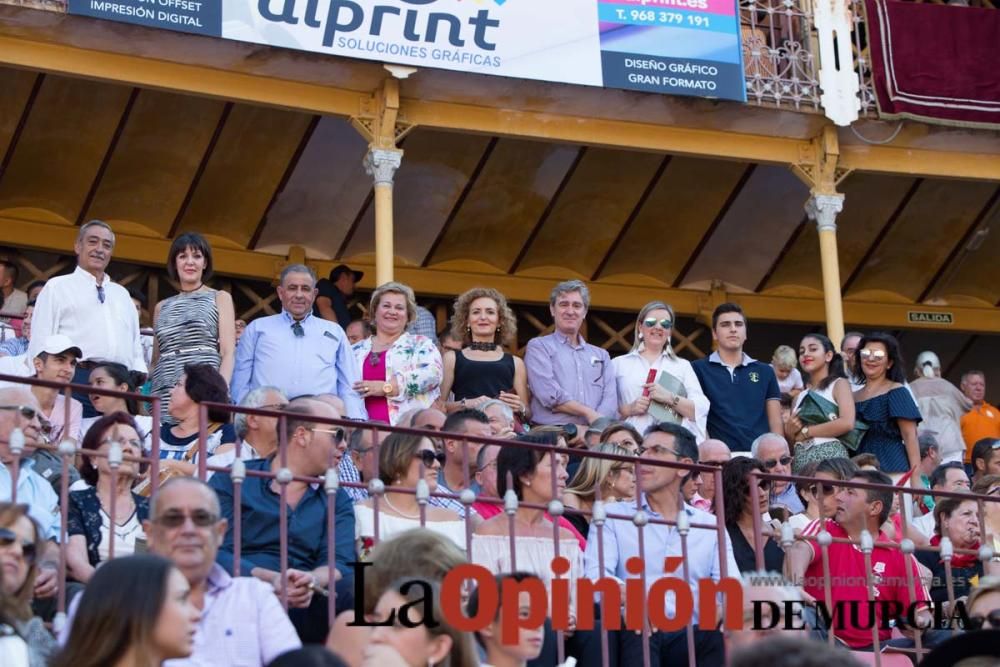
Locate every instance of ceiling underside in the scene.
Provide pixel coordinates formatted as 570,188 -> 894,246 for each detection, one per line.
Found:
2,67 -> 1000,309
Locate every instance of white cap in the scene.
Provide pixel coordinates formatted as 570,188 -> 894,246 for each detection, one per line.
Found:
36,334 -> 82,359
916,350 -> 941,378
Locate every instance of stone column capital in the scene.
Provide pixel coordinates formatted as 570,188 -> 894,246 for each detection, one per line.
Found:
805,193 -> 845,232
364,147 -> 403,186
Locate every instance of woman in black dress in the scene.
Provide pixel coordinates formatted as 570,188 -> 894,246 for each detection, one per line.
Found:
439,287 -> 530,421
722,457 -> 784,574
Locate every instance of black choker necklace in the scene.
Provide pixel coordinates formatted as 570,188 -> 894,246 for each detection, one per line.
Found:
468,341 -> 498,351
179,284 -> 204,294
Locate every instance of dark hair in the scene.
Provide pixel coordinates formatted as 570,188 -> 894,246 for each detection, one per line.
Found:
729,635 -> 867,667
0,259 -> 18,284
711,302 -> 745,329
779,393 -> 793,410
850,453 -> 880,471
851,469 -> 894,525
467,571 -> 536,648
497,434 -> 556,500
722,457 -> 767,529
183,363 -> 231,423
815,457 -> 859,480
799,333 -> 846,391
52,554 -> 177,667
600,422 -> 642,447
266,647 -> 350,667
972,438 -> 999,472
932,496 -> 975,538
643,422 -> 698,462
166,232 -> 214,282
26,280 -> 45,294
442,407 -> 490,436
91,362 -> 139,415
853,331 -> 907,384
79,412 -> 142,486
126,285 -> 146,309
929,461 -> 966,489
795,460 -> 820,507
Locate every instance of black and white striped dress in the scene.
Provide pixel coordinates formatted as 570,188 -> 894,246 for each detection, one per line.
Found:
151,290 -> 221,418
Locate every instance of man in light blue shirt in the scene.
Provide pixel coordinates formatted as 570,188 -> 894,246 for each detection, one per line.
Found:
584,422 -> 739,667
0,386 -> 62,603
231,265 -> 366,419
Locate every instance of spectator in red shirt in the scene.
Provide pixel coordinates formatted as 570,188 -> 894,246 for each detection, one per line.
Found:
785,469 -> 932,650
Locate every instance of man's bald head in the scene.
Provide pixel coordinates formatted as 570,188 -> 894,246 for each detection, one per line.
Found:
310,393 -> 345,416
698,439 -> 731,502
151,476 -> 221,518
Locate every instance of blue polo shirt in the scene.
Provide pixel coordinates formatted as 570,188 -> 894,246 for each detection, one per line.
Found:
692,352 -> 780,452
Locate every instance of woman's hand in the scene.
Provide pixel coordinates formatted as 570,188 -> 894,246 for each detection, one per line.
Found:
353,379 -> 398,398
628,395 -> 651,417
498,391 -> 525,414
645,383 -> 673,405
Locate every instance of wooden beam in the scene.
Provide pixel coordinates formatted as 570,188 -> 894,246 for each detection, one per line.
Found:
0,72 -> 44,186
76,86 -> 140,226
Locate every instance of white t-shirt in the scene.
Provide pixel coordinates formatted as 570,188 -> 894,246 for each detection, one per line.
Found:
774,366 -> 804,395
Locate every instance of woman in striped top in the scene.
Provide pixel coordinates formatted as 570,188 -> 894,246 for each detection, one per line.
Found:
151,233 -> 235,420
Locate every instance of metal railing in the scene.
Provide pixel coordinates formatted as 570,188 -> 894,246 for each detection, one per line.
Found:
740,0 -> 823,111
1,372 -> 997,667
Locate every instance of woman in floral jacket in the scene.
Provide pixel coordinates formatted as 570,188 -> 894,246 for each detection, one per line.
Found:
352,281 -> 443,426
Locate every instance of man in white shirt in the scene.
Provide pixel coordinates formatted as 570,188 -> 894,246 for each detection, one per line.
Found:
29,221 -> 146,416
0,259 -> 27,326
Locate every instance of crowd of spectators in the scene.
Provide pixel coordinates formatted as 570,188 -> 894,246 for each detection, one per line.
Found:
1,220 -> 1000,667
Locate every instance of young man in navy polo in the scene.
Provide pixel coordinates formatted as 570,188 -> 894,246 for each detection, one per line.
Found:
692,303 -> 782,453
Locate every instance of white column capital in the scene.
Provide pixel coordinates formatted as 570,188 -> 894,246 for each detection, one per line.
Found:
364,147 -> 402,186
805,193 -> 845,232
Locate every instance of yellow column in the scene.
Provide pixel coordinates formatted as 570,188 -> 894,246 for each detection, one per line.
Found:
363,147 -> 403,286
806,193 -> 846,348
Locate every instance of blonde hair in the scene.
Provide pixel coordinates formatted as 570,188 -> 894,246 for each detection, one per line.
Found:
370,281 -> 418,327
631,301 -> 677,359
449,287 -> 517,348
771,345 -> 797,369
564,443 -> 633,503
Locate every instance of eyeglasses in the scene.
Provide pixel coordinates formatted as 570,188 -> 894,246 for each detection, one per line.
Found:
637,444 -> 680,458
642,317 -> 673,329
762,455 -> 793,470
987,487 -> 1000,496
700,460 -> 727,468
310,427 -> 345,444
259,403 -> 289,411
859,349 -> 887,361
291,322 -> 304,338
478,460 -> 498,473
0,527 -> 36,565
807,482 -> 837,497
966,610 -> 1000,630
413,450 -> 446,468
152,509 -> 219,528
0,405 -> 40,421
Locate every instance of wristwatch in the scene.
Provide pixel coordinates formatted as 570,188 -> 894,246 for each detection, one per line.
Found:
800,426 -> 811,439
382,381 -> 394,396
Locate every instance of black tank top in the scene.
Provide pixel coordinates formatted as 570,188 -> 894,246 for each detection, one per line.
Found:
453,350 -> 516,400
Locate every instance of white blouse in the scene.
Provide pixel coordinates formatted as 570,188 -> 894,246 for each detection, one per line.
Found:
612,349 -> 709,441
471,533 -> 584,617
354,504 -> 466,551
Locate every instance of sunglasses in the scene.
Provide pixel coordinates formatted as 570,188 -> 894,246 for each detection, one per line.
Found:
413,450 -> 446,468
859,349 -> 887,361
808,482 -> 837,497
762,455 -> 793,469
0,405 -> 39,421
152,509 -> 219,528
310,427 -> 345,444
966,610 -> 1000,631
642,317 -> 673,329
0,527 -> 37,565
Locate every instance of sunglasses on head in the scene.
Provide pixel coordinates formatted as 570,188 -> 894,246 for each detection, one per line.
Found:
0,527 -> 37,565
763,455 -> 792,469
859,349 -> 887,361
642,317 -> 673,329
413,450 -> 446,468
152,509 -> 219,528
966,610 -> 1000,631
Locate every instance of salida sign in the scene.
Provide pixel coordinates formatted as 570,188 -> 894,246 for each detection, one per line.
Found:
347,557 -> 971,643
61,0 -> 747,101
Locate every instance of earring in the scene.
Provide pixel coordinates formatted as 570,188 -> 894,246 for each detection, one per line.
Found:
525,481 -> 531,487
637,332 -> 644,340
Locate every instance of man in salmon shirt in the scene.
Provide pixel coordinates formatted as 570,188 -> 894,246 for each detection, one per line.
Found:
961,371 -> 1000,466
785,469 -> 937,651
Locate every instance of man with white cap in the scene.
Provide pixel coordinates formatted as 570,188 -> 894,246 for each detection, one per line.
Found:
28,335 -> 84,443
910,350 -> 971,463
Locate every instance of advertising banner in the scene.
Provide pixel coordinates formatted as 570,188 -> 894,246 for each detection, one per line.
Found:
62,0 -> 746,102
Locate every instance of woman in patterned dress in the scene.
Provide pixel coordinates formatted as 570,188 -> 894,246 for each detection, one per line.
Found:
151,233 -> 235,419
352,282 -> 442,426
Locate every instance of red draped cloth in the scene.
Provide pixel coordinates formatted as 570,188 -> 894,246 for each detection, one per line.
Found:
863,0 -> 1000,129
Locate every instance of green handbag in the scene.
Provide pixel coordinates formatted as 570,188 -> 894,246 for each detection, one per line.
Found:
797,390 -> 869,452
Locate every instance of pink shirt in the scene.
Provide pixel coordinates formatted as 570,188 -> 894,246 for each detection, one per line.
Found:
45,393 -> 83,442
362,350 -> 390,423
